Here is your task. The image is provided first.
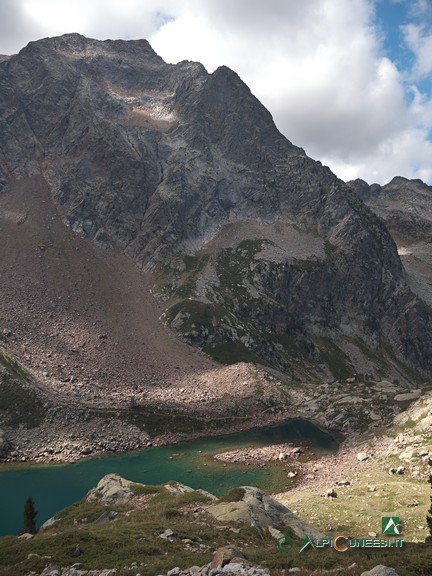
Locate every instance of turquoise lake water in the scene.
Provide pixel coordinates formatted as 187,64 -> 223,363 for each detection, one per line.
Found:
0,419 -> 340,536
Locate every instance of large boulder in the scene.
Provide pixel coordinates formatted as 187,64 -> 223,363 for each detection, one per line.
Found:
360,566 -> 399,576
394,391 -> 432,432
85,473 -> 135,505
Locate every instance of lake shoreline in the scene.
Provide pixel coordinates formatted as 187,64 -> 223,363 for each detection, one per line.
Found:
0,410 -> 341,468
0,418 -> 341,536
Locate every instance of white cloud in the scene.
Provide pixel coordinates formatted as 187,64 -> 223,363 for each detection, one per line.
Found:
0,0 -> 45,54
321,127 -> 432,184
0,0 -> 432,184
408,0 -> 432,17
150,0 -> 432,183
20,0 -> 178,43
402,23 -> 432,78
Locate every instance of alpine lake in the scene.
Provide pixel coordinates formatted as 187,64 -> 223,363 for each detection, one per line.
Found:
0,418 -> 340,536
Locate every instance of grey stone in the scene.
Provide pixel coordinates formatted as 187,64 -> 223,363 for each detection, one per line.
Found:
394,391 -> 422,402
211,547 -> 244,569
159,528 -> 176,542
357,452 -> 369,462
40,517 -> 58,531
71,544 -> 81,557
221,564 -> 244,573
40,568 -> 61,576
18,532 -> 34,540
94,510 -> 118,524
360,565 -> 399,576
86,474 -> 134,505
267,526 -> 284,539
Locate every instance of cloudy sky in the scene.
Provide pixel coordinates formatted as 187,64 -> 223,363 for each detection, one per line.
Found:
1,0 -> 432,185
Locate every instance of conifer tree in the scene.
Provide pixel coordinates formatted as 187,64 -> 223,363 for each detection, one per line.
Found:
22,496 -> 38,535
427,461 -> 432,542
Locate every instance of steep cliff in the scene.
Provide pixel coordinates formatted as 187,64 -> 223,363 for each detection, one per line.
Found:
348,176 -> 432,313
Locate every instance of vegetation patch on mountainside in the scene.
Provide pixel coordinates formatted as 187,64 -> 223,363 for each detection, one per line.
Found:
122,401 -> 251,436
0,351 -> 45,429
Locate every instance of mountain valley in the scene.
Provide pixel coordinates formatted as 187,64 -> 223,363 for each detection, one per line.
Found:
0,34 -> 431,576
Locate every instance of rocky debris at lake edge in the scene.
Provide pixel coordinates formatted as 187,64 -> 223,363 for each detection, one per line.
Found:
0,345 -> 299,465
213,443 -> 303,466
288,378 -> 419,437
0,409 -> 151,464
5,377 -> 428,467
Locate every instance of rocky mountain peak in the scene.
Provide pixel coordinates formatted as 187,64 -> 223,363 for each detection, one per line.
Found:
23,32 -> 162,63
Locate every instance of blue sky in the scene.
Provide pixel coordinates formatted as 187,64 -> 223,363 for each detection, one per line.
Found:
376,1 -> 432,100
376,0 -> 413,68
0,0 -> 431,184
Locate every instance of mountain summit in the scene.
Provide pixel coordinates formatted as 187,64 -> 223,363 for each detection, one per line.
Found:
1,33 -> 432,383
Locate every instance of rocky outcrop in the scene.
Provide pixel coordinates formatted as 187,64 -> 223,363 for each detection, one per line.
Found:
1,34 -> 432,381
207,486 -> 324,541
85,473 -> 136,505
393,391 -> 432,433
85,474 -> 216,506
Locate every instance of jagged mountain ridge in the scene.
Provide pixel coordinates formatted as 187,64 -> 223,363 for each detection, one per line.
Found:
348,176 -> 432,312
1,33 -> 432,381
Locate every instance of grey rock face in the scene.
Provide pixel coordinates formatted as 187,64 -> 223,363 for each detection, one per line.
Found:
207,485 -> 324,541
2,34 -> 432,378
348,176 -> 432,313
348,177 -> 432,244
